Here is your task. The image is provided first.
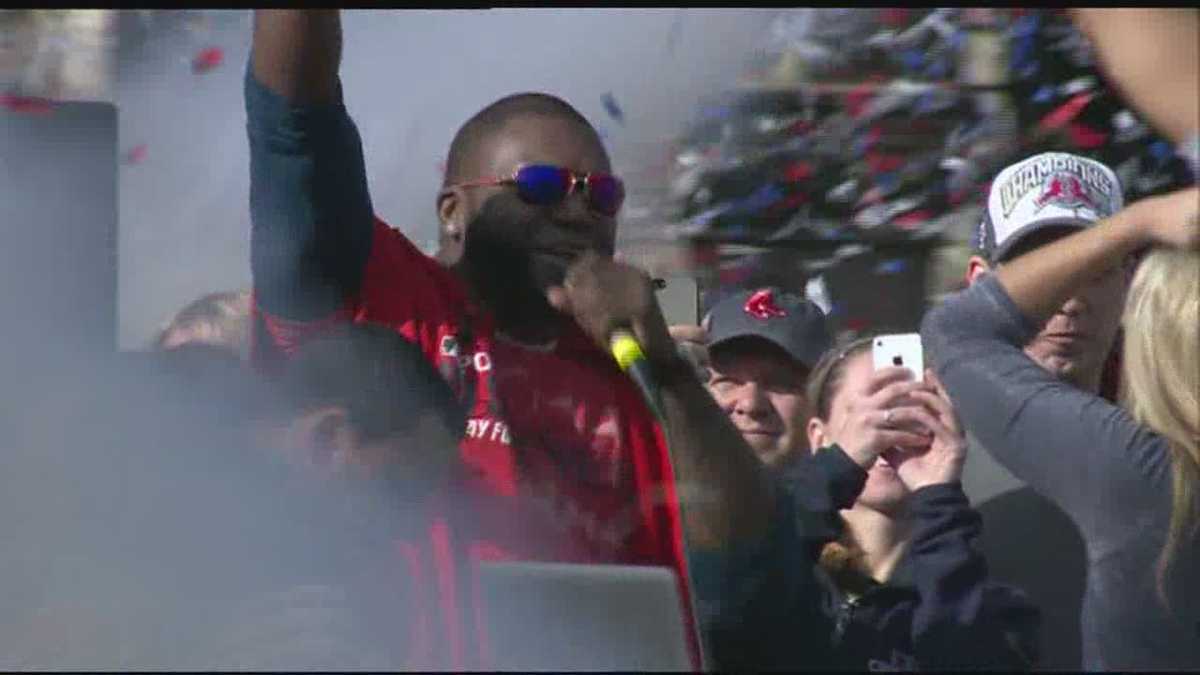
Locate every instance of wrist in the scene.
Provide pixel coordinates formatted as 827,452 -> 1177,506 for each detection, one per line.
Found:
1110,201 -> 1156,250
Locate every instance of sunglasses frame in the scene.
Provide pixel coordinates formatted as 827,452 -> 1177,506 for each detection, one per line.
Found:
448,163 -> 625,217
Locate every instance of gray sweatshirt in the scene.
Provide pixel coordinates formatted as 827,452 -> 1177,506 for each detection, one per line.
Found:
921,273 -> 1200,671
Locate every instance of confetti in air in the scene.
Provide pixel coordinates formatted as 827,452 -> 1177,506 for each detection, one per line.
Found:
192,47 -> 224,74
666,10 -> 685,56
601,92 -> 625,126
124,144 -> 148,165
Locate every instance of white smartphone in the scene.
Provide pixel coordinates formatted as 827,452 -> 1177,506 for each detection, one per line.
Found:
872,333 -> 925,382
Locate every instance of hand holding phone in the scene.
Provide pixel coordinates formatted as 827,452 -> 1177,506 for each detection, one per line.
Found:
872,333 -> 925,383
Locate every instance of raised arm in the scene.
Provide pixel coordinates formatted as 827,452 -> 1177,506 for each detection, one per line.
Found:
247,10 -> 374,322
921,188 -> 1198,538
993,188 -> 1198,327
252,10 -> 342,104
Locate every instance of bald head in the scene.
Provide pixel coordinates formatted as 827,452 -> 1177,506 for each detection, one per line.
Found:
442,92 -> 605,188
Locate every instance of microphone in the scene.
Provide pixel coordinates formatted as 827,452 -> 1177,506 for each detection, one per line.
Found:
609,329 -> 665,420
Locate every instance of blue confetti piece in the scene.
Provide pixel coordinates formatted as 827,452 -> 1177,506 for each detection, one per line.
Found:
874,259 -> 908,275
1010,14 -> 1040,38
1032,84 -> 1055,104
949,29 -> 966,50
877,172 -> 899,192
1148,140 -> 1173,165
913,92 -> 935,114
1010,51 -> 1033,73
601,92 -> 625,126
740,184 -> 784,213
902,49 -> 924,71
666,10 -> 685,56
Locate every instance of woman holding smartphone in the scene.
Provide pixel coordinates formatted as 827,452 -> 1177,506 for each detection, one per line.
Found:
794,337 -> 1038,670
921,185 -> 1200,669
695,336 -> 1039,671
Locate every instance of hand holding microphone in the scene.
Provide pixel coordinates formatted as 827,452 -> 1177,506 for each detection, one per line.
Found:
546,252 -> 684,418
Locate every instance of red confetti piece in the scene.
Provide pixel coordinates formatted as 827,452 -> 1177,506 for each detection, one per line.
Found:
1038,92 -> 1095,131
845,317 -> 868,332
1,93 -> 55,115
866,153 -> 904,174
787,119 -> 813,135
1067,123 -> 1108,150
782,161 -> 813,182
846,85 -> 875,119
893,209 -> 933,230
192,47 -> 224,74
124,144 -> 148,165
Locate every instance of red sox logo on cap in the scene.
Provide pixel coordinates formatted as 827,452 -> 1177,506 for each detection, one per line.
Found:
744,289 -> 787,321
1034,171 -> 1098,214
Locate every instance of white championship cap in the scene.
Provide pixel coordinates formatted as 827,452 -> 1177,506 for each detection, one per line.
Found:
976,152 -> 1124,262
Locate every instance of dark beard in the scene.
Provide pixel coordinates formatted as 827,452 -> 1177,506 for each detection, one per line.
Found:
456,193 -> 572,334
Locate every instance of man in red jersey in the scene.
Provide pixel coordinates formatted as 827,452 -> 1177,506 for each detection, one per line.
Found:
245,10 -> 773,669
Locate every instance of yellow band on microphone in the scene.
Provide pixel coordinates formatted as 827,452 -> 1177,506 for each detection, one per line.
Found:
610,331 -> 645,372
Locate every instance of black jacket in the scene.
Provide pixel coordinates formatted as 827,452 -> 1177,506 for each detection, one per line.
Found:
693,446 -> 1040,671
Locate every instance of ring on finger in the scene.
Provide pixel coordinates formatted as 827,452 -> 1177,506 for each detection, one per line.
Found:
883,409 -> 893,425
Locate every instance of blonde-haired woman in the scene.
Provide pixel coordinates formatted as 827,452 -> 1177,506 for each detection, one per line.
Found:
922,186 -> 1200,670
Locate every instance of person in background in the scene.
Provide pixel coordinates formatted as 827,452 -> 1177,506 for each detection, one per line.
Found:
922,178 -> 1199,669
153,289 -> 252,360
960,151 -> 1130,669
695,336 -> 1039,670
262,322 -> 464,498
670,287 -> 832,470
246,10 -> 774,669
798,337 -> 1038,670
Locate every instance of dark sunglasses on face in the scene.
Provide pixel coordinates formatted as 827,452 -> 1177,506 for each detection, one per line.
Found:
448,164 -> 626,218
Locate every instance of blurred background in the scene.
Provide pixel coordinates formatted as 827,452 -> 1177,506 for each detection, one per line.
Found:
1,8 -> 1192,348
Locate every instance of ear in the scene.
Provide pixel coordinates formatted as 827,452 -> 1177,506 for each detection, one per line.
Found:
293,406 -> 358,472
806,417 -> 828,455
965,255 -> 991,286
435,187 -> 471,265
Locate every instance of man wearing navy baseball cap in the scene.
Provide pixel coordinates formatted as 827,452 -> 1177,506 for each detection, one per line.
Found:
961,151 -> 1130,671
679,287 -> 832,469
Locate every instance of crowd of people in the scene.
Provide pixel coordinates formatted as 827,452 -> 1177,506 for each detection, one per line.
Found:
2,8 -> 1197,671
